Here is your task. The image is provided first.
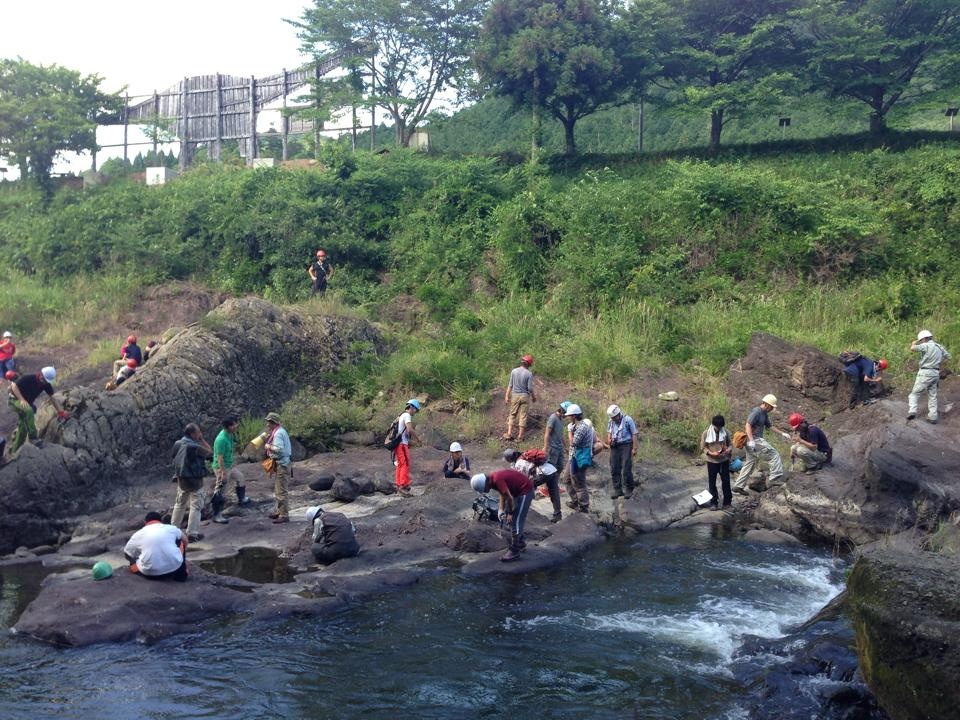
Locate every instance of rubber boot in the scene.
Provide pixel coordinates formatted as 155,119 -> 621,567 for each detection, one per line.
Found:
501,532 -> 521,562
236,485 -> 251,507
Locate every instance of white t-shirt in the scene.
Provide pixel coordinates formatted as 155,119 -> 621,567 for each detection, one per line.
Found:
123,522 -> 184,576
397,412 -> 413,446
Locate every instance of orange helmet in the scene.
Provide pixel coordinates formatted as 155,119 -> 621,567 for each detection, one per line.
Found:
521,354 -> 534,367
127,335 -> 137,344
788,412 -> 804,429
126,359 -> 138,369
877,358 -> 888,370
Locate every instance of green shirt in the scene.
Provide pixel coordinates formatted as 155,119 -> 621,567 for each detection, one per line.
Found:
212,429 -> 236,470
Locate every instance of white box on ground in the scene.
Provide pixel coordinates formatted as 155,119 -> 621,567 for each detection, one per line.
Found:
251,158 -> 278,168
146,167 -> 177,186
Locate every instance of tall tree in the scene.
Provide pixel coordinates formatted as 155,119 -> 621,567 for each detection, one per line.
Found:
626,0 -> 803,150
476,0 -> 625,156
293,0 -> 482,148
799,0 -> 960,136
0,58 -> 121,196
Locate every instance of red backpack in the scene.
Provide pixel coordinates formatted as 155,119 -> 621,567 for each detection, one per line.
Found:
520,448 -> 546,466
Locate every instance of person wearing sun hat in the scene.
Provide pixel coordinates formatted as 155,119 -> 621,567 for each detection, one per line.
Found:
263,411 -> 292,523
732,393 -> 790,495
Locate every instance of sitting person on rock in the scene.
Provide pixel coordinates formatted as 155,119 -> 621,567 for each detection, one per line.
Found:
113,335 -> 142,376
142,340 -> 159,364
124,511 -> 188,581
106,358 -> 138,390
788,415 -> 832,472
305,506 -> 360,565
0,331 -> 17,375
443,441 -> 471,479
471,469 -> 535,562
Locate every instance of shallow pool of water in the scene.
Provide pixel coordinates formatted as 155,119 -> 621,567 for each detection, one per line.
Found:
0,524 -> 856,719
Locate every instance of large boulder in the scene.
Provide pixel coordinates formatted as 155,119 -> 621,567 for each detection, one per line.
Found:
0,297 -> 382,554
847,546 -> 960,720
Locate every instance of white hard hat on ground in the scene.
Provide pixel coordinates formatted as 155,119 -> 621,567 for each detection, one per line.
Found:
606,404 -> 621,418
449,442 -> 463,453
761,394 -> 778,408
917,329 -> 933,341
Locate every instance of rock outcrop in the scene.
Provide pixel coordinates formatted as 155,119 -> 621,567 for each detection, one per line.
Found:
0,297 -> 382,553
846,546 -> 960,720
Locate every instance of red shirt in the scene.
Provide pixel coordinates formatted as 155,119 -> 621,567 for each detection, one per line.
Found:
0,341 -> 15,361
489,469 -> 533,498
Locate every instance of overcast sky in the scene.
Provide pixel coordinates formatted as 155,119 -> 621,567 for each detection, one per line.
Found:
5,0 -> 314,174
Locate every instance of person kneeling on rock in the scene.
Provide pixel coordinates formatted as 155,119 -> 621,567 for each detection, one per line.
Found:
305,506 -> 360,565
443,442 -> 471,480
124,511 -> 188,581
471,469 -> 535,562
788,414 -> 832,472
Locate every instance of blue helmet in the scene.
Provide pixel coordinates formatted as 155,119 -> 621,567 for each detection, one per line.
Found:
559,401 -> 572,412
406,399 -> 422,411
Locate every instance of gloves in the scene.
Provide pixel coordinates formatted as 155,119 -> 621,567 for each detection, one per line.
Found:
57,410 -> 70,420
746,441 -> 756,452
498,511 -> 507,523
781,432 -> 791,440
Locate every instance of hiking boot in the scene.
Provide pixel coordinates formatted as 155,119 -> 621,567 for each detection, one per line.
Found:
32,439 -> 44,449
610,492 -> 623,500
925,417 -> 939,425
907,413 -> 916,421
709,503 -> 720,512
188,533 -> 204,543
577,505 -> 589,513
271,516 -> 289,524
550,512 -> 562,523
732,486 -> 749,495
500,548 -> 521,562
862,399 -> 877,406
268,511 -> 281,520
518,537 -> 527,552
212,513 -> 229,524
397,486 -> 411,497
566,500 -> 579,510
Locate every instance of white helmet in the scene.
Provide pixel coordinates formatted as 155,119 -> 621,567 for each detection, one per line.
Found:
470,474 -> 488,493
564,403 -> 582,416
449,442 -> 463,453
917,329 -> 933,341
606,404 -> 621,418
761,393 -> 777,408
41,366 -> 56,382
305,505 -> 322,523
2,331 -> 11,339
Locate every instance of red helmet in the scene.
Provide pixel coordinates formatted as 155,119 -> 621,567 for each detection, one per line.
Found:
788,412 -> 804,429
4,371 -> 15,381
316,249 -> 326,258
521,354 -> 534,367
126,358 -> 138,369
877,358 -> 888,370
127,335 -> 137,344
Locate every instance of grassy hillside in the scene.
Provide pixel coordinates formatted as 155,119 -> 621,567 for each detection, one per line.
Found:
1,140 -> 959,446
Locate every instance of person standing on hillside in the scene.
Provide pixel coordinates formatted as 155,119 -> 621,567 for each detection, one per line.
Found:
0,332 -> 17,375
394,399 -> 422,496
733,394 -> 790,495
502,355 -> 536,442
840,352 -> 887,408
606,404 -> 638,499
263,412 -> 292,523
541,400 -> 569,522
700,414 -> 732,510
308,249 -> 334,295
9,366 -> 68,453
170,423 -> 212,543
211,417 -> 251,524
564,403 -> 592,513
788,414 -> 832,471
908,330 -> 951,424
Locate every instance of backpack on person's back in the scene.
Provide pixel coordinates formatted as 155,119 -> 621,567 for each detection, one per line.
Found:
383,416 -> 403,451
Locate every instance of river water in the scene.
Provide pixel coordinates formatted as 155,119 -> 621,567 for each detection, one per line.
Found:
0,523 -> 873,720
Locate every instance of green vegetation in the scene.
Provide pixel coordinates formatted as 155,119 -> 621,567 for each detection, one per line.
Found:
1,141 -> 959,448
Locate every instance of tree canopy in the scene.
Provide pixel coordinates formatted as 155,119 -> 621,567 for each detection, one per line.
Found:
0,58 -> 120,195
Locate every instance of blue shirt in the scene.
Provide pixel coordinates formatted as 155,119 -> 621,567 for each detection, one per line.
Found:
842,356 -> 876,380
746,407 -> 771,438
607,414 -> 637,445
801,425 -> 831,454
268,427 -> 292,466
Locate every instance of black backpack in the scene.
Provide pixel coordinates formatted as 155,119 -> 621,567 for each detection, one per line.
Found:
839,351 -> 862,365
383,416 -> 403,451
472,493 -> 500,523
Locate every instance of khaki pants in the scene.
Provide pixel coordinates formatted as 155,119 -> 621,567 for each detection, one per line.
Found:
507,393 -> 530,435
274,463 -> 291,519
214,466 -> 243,494
171,483 -> 204,536
908,369 -> 940,421
735,438 -> 783,489
791,444 -> 827,471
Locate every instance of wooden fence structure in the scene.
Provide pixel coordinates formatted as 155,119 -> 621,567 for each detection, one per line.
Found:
106,51 -> 352,171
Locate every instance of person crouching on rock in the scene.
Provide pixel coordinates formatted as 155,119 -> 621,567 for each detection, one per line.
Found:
107,358 -> 138,390
788,414 -> 832,472
443,441 -> 471,479
472,469 -> 535,562
306,506 -> 360,565
171,423 -> 212,543
8,366 -> 68,454
211,417 -> 250,524
700,414 -> 732,509
262,412 -> 292,523
124,511 -> 188,581
733,394 -> 790,495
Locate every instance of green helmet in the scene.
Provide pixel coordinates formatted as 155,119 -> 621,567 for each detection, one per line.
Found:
92,561 -> 113,581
